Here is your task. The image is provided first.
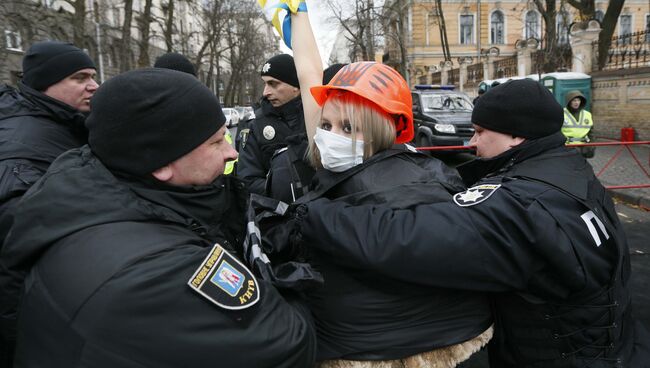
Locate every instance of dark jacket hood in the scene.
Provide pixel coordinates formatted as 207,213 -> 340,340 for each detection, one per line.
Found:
2,145 -> 245,272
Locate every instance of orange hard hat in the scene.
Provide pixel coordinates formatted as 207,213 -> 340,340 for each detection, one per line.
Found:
311,62 -> 414,144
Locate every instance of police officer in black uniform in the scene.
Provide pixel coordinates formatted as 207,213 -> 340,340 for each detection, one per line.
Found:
1,69 -> 316,367
295,79 -> 650,367
237,54 -> 306,197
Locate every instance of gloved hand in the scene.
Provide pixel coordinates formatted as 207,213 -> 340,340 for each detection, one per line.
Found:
258,203 -> 308,264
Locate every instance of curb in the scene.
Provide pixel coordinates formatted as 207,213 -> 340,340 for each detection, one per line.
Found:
608,189 -> 650,211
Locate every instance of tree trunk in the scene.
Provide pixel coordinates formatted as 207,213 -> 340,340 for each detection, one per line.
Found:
137,0 -> 153,68
70,0 -> 86,47
119,0 -> 134,72
164,0 -> 175,52
597,0 -> 625,69
533,0 -> 562,72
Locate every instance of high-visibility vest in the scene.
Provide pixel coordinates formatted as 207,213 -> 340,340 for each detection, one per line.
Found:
224,129 -> 237,175
562,108 -> 593,144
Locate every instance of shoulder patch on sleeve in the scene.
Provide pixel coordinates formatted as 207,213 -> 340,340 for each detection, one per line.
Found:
188,243 -> 260,310
453,184 -> 501,207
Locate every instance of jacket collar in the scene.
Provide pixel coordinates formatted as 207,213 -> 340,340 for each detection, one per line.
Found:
18,82 -> 88,136
122,173 -> 245,230
457,132 -> 568,186
261,96 -> 303,124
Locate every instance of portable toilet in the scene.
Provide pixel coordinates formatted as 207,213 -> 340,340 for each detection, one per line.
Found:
540,72 -> 592,111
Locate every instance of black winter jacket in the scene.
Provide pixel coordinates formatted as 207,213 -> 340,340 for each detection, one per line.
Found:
266,133 -> 314,203
1,146 -> 316,367
237,97 -> 304,195
0,83 -> 87,366
0,83 -> 87,227
300,133 -> 650,367
293,147 -> 492,361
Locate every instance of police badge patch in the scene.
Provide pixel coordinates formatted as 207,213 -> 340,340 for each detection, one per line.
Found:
453,184 -> 501,207
262,125 -> 276,140
239,128 -> 250,149
188,243 -> 260,310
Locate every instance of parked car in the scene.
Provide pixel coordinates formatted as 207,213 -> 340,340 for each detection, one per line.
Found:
223,108 -> 240,128
234,106 -> 255,121
411,85 -> 475,153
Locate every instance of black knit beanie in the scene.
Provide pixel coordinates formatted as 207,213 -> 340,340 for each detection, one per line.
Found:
323,63 -> 347,84
87,68 -> 225,176
471,79 -> 563,139
22,41 -> 96,91
154,52 -> 196,76
260,54 -> 299,88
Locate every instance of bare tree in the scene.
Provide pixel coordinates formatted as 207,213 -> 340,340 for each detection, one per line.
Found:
531,0 -> 575,72
327,0 -> 378,61
194,0 -> 235,95
594,0 -> 625,69
223,5 -> 259,106
59,0 -> 88,47
381,0 -> 410,77
567,0 -> 625,70
566,0 -> 595,20
163,0 -> 176,52
195,0 -> 278,105
136,0 -> 154,67
118,0 -> 134,72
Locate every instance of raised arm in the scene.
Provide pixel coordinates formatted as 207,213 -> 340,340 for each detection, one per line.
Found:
291,9 -> 322,146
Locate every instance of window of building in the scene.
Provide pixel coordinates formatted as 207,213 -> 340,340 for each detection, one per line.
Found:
557,10 -> 570,45
646,15 -> 650,42
619,14 -> 632,44
490,11 -> 504,44
460,14 -> 474,44
5,29 -> 22,51
525,11 -> 539,39
595,10 -> 604,23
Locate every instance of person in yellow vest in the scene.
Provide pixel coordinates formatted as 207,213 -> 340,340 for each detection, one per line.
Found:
224,129 -> 236,175
562,90 -> 595,158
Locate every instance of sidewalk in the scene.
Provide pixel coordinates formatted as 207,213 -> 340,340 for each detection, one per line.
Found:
586,139 -> 650,209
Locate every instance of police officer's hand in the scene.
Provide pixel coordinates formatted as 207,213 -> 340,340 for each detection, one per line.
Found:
259,204 -> 308,264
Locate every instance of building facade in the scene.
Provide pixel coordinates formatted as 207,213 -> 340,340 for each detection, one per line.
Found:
383,0 -> 650,86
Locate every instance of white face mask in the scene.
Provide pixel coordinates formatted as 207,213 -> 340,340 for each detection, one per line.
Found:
314,127 -> 364,172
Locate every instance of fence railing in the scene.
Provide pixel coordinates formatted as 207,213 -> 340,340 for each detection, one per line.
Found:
593,30 -> 650,71
493,55 -> 517,78
448,68 -> 459,86
466,62 -> 484,87
431,71 -> 441,84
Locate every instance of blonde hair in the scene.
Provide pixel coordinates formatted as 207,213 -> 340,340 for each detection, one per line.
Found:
309,91 -> 396,169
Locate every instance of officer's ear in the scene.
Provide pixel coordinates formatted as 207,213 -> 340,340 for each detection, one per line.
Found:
152,165 -> 173,182
509,136 -> 526,148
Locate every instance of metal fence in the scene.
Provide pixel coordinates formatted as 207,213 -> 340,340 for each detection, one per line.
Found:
431,71 -> 442,84
594,30 -> 650,71
493,55 -> 517,78
448,68 -> 459,86
465,62 -> 484,88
